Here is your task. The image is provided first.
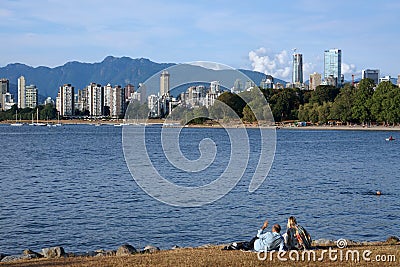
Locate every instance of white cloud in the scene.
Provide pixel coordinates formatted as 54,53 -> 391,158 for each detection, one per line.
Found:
248,47 -> 319,81
248,48 -> 291,80
341,62 -> 360,77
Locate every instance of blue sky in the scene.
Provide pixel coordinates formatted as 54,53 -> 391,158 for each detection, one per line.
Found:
1,0 -> 399,81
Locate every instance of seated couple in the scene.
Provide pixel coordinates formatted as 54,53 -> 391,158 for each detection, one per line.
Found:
225,216 -> 312,252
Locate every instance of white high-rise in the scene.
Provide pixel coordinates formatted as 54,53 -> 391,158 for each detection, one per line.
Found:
18,76 -> 26,108
160,71 -> 170,96
56,84 -> 75,116
25,85 -> 38,108
87,83 -> 104,116
110,85 -> 125,118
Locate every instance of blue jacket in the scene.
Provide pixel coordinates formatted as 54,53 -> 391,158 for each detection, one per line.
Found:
254,229 -> 284,252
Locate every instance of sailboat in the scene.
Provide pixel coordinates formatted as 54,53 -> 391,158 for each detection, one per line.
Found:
10,110 -> 24,126
53,112 -> 62,127
29,113 -> 35,126
34,107 -> 46,126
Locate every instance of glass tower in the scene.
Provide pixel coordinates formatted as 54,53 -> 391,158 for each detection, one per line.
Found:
292,53 -> 303,84
324,49 -> 342,87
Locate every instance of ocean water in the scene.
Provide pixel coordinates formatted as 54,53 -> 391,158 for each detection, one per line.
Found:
0,124 -> 399,254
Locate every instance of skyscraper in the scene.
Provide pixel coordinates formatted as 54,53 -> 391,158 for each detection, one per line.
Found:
160,70 -> 170,96
18,76 -> 26,108
292,53 -> 303,84
362,69 -> 380,85
324,49 -> 342,87
25,85 -> 38,108
56,84 -> 75,116
110,85 -> 125,118
87,83 -> 104,116
0,78 -> 9,111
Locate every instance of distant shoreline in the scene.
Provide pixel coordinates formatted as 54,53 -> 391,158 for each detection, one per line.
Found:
1,119 -> 400,132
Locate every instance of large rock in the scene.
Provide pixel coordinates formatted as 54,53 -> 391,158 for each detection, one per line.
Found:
116,244 -> 137,256
41,246 -> 65,258
142,245 -> 160,253
1,254 -> 38,262
0,253 -> 6,261
23,249 -> 42,258
386,236 -> 399,244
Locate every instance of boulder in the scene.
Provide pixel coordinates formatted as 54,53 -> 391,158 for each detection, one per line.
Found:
23,249 -> 42,258
0,253 -> 6,261
41,246 -> 65,258
94,249 -> 116,257
1,254 -> 38,262
142,245 -> 160,253
116,244 -> 137,256
386,236 -> 399,244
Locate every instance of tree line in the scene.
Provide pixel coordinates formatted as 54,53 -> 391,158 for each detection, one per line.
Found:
2,78 -> 399,125
169,78 -> 400,125
0,104 -> 57,122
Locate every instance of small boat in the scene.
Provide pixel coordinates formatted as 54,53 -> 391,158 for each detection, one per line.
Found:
114,123 -> 129,127
385,136 -> 395,141
10,110 -> 24,126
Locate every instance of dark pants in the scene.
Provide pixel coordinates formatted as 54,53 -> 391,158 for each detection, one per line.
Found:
248,236 -> 259,250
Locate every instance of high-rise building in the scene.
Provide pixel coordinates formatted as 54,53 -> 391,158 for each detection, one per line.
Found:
362,69 -> 380,85
292,53 -> 303,84
87,83 -> 104,116
25,85 -> 38,108
397,74 -> 400,88
110,85 -> 125,118
379,76 -> 394,84
18,76 -> 26,108
124,84 -> 135,102
309,72 -> 322,90
138,83 -> 146,104
324,49 -> 342,87
210,81 -> 220,94
160,70 -> 170,96
104,83 -> 112,108
0,78 -> 9,111
56,84 -> 75,116
260,75 -> 274,89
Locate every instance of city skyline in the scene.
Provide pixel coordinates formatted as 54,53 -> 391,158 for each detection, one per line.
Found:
0,0 -> 399,82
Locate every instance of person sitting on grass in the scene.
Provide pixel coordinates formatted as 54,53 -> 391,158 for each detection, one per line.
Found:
285,216 -> 312,250
248,219 -> 285,252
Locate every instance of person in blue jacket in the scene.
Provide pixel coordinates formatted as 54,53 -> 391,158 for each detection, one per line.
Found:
250,219 -> 285,252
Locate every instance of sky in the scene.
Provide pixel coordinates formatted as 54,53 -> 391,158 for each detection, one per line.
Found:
1,0 -> 399,81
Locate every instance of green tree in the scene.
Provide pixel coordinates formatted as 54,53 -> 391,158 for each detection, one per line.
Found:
317,102 -> 332,124
371,81 -> 399,124
331,84 -> 355,124
217,92 -> 246,118
191,106 -> 209,124
310,85 -> 339,105
352,78 -> 375,124
242,104 -> 256,123
269,88 -> 300,122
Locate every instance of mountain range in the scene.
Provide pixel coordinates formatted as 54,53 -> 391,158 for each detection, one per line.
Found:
0,56 -> 287,100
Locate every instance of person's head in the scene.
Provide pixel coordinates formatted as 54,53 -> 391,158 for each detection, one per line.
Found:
272,224 -> 281,233
287,216 -> 297,228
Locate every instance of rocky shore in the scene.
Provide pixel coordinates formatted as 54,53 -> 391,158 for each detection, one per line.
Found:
0,244 -> 162,263
1,237 -> 399,266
